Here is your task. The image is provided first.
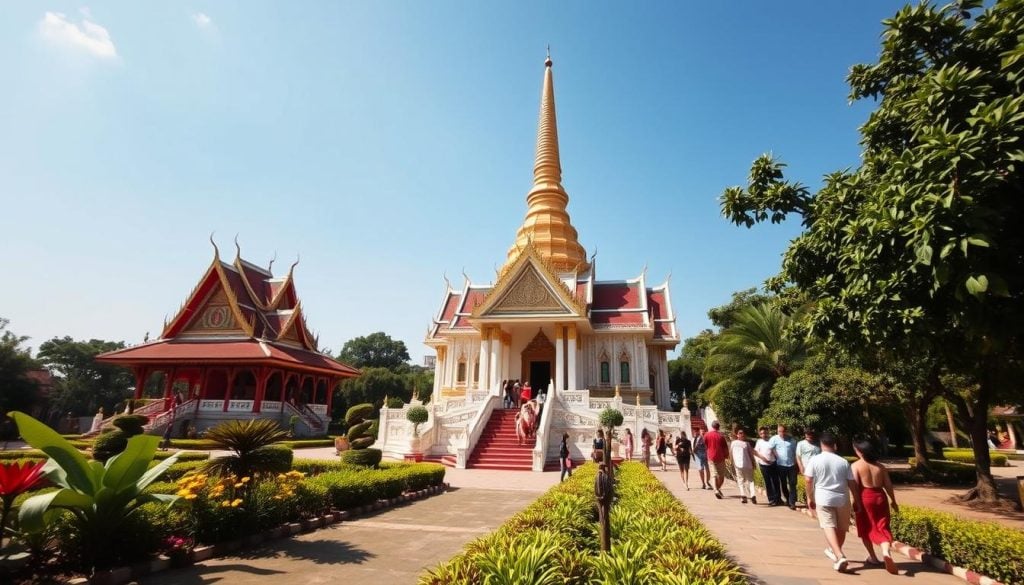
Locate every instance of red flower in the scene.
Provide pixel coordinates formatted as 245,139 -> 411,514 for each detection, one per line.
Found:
0,461 -> 47,498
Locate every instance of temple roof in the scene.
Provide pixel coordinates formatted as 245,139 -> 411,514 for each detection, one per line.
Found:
98,241 -> 358,377
97,339 -> 359,377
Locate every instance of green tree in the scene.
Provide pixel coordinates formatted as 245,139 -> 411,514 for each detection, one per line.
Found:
0,318 -> 41,416
668,329 -> 715,408
338,332 -> 410,370
759,354 -> 882,441
720,1 -> 1024,500
37,337 -> 133,417
707,288 -> 773,330
703,303 -> 810,431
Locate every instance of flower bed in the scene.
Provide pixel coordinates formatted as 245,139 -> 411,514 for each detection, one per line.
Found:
892,505 -> 1024,584
419,462 -> 746,584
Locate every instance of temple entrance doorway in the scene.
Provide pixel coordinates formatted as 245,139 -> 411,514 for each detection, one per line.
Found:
520,329 -> 555,398
529,361 -> 551,397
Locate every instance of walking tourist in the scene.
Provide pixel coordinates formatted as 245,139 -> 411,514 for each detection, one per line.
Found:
674,431 -> 693,490
770,424 -> 799,509
851,439 -> 899,574
704,421 -> 730,499
501,380 -> 510,408
796,428 -> 822,507
805,432 -> 858,573
519,381 -> 532,407
89,407 -> 104,433
754,426 -> 780,506
693,428 -> 709,489
592,429 -> 605,463
537,390 -> 546,419
655,429 -> 668,471
730,428 -> 759,504
640,428 -> 653,468
622,428 -> 635,461
559,432 -> 573,482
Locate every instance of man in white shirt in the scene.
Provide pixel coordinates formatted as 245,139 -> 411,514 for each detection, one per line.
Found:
805,432 -> 860,572
730,428 -> 766,504
754,426 -> 780,505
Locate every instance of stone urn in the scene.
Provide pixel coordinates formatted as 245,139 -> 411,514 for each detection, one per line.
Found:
334,435 -> 350,454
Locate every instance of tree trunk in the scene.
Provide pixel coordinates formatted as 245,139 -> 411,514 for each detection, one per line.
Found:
948,390 -> 999,502
905,403 -> 931,473
944,402 -> 958,448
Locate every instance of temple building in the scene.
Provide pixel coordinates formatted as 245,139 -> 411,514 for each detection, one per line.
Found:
425,54 -> 679,408
96,242 -> 359,437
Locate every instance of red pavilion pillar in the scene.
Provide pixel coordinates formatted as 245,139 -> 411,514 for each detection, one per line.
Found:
133,367 -> 147,400
223,368 -> 237,412
253,367 -> 268,413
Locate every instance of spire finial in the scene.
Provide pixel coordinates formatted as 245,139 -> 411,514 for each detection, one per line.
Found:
209,233 -> 220,259
545,45 -> 552,67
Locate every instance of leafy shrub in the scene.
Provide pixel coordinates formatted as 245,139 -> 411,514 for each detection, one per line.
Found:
161,459 -> 208,481
903,459 -> 978,484
201,419 -> 290,478
345,404 -> 376,449
892,506 -> 1024,584
420,462 -> 744,584
935,452 -> 1008,467
341,448 -> 382,467
92,414 -> 151,463
112,414 -> 148,435
155,451 -> 210,462
277,439 -> 336,449
10,412 -> 181,571
291,459 -> 348,476
306,463 -> 446,510
407,405 -> 429,437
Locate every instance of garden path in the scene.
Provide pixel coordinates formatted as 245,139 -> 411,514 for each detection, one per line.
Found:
136,462 -> 560,585
656,472 -> 973,585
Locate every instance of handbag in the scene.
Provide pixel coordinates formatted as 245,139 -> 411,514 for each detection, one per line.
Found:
566,458 -> 573,470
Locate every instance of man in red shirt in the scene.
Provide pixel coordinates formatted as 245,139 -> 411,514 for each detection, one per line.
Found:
704,421 -> 730,499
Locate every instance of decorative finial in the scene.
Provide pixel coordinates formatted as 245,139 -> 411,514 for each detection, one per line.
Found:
288,254 -> 300,274
636,392 -> 641,407
234,234 -> 241,260
209,233 -> 220,258
268,251 -> 277,272
545,45 -> 552,67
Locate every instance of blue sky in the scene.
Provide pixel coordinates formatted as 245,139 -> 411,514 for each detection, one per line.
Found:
0,2 -> 909,362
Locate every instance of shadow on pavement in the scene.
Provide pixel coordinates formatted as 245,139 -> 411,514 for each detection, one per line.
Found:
232,538 -> 376,566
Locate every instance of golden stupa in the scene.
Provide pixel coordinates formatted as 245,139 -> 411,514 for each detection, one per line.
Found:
504,53 -> 590,275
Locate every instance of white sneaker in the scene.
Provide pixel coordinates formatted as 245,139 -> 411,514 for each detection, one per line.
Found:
833,557 -> 848,572
824,548 -> 837,562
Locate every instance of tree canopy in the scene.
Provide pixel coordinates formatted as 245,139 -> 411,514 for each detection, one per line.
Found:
720,0 -> 1024,499
338,331 -> 411,370
37,336 -> 133,416
0,318 -> 41,416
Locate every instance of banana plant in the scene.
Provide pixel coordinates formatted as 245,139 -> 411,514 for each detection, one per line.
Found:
9,412 -> 181,569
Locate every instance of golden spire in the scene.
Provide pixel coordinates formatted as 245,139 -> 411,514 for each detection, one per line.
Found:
505,52 -> 589,274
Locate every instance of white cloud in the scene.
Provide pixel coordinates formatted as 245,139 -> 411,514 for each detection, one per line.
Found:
192,12 -> 212,28
38,11 -> 117,59
79,7 -> 92,18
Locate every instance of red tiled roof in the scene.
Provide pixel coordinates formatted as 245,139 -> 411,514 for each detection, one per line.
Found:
653,321 -> 674,338
591,311 -> 645,326
97,340 -> 359,377
592,283 -> 641,311
576,282 -> 587,301
460,289 -> 488,314
440,293 -> 461,323
647,290 -> 667,320
451,315 -> 475,329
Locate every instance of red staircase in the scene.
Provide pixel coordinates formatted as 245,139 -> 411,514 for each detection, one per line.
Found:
691,413 -> 708,436
467,409 -> 534,470
422,454 -> 457,468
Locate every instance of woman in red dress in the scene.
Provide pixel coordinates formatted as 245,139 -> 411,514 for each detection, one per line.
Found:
851,440 -> 899,574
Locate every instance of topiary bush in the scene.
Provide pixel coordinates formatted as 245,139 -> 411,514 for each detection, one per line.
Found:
341,448 -> 383,467
93,414 -> 151,463
407,405 -> 429,437
345,404 -> 376,449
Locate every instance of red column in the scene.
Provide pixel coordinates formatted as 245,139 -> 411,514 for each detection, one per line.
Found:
133,367 -> 147,400
325,377 -> 335,416
223,368 -> 236,412
162,368 -> 177,411
253,367 -> 268,413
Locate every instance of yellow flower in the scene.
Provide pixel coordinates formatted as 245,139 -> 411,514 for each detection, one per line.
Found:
241,477 -> 251,483
234,483 -> 244,489
221,500 -> 231,507
184,493 -> 197,500
231,498 -> 243,507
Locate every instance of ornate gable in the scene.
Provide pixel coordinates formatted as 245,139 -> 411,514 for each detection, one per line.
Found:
472,243 -> 586,319
181,287 -> 246,336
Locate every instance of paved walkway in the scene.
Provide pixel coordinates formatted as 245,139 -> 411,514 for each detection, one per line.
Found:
655,472 -> 967,585
138,486 -> 541,585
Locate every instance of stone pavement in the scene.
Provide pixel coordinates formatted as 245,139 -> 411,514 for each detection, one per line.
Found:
655,472 -> 968,585
136,461 -> 561,585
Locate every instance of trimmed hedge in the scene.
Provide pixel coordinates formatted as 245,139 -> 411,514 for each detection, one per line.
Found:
904,459 -> 978,484
341,448 -> 383,467
306,463 -> 446,510
420,462 -> 745,584
933,452 -> 1008,467
892,506 -> 1024,584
